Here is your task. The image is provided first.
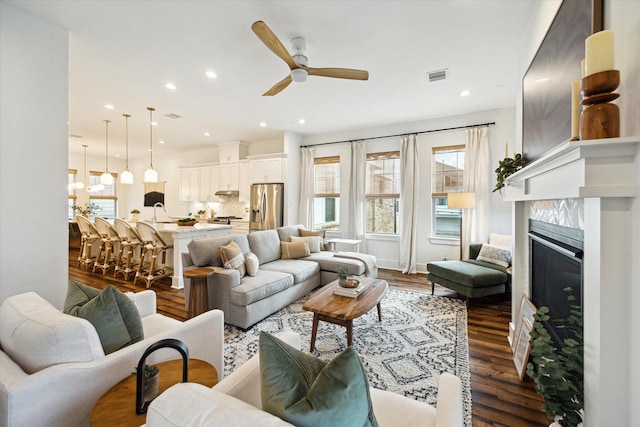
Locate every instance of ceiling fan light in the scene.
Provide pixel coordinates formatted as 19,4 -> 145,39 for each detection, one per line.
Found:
120,170 -> 134,184
144,167 -> 158,183
291,68 -> 308,83
100,172 -> 114,185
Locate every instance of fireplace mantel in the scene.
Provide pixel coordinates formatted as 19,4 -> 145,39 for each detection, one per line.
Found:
504,136 -> 639,201
505,135 -> 639,426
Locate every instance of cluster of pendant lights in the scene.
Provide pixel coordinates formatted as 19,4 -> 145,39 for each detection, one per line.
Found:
73,107 -> 158,191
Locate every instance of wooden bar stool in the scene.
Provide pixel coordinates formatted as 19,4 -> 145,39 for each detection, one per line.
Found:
75,215 -> 101,270
113,219 -> 143,280
93,217 -> 120,275
184,267 -> 215,318
135,222 -> 174,288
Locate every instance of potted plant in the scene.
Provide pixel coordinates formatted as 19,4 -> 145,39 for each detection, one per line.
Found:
72,202 -> 101,217
526,288 -> 583,427
493,153 -> 525,194
336,267 -> 349,286
196,209 -> 207,219
134,363 -> 160,401
130,209 -> 140,222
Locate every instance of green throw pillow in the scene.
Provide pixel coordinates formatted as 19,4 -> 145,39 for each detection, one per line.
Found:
259,331 -> 378,427
63,281 -> 144,354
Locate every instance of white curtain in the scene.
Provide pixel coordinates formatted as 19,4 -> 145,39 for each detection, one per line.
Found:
344,140 -> 366,252
400,135 -> 419,274
462,126 -> 490,258
298,147 -> 315,229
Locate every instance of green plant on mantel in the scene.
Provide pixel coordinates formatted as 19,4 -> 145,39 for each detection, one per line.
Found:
493,153 -> 525,193
72,202 -> 101,217
526,288 -> 583,427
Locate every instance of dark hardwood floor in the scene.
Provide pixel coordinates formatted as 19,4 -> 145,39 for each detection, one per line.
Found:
68,248 -> 548,426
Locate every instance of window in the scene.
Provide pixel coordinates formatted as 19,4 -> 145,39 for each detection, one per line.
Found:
432,145 -> 465,238
68,169 -> 78,219
366,151 -> 400,234
313,156 -> 340,230
88,171 -> 117,220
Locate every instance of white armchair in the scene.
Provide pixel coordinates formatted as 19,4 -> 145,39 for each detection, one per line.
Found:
0,290 -> 224,427
146,331 -> 464,427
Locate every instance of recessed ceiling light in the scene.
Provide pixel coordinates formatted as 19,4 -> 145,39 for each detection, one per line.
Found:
205,71 -> 218,79
259,122 -> 267,127
158,140 -> 165,144
459,90 -> 471,97
298,119 -> 306,124
151,121 -> 158,126
165,82 -> 177,90
203,132 -> 211,136
104,104 -> 115,109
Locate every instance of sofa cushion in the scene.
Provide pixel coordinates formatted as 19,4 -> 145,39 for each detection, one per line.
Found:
298,229 -> 326,251
277,224 -> 305,242
259,331 -> 378,427
248,230 -> 282,264
476,243 -> 511,267
427,260 -> 508,288
230,271 -> 294,306
290,236 -> 322,253
188,235 -> 250,267
146,383 -> 294,427
260,259 -> 320,284
245,252 -> 260,277
64,281 -> 144,354
303,252 -> 366,276
220,240 -> 246,277
280,241 -> 311,259
0,292 -> 104,374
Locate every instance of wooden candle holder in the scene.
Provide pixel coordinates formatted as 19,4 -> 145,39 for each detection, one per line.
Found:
580,70 -> 620,140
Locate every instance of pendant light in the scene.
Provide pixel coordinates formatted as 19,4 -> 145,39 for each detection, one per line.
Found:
144,107 -> 158,183
120,113 -> 134,184
100,119 -> 114,185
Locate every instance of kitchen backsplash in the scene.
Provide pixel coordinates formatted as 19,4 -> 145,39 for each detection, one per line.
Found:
189,199 -> 250,219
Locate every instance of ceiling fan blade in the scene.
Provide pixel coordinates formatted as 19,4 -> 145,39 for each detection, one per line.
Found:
263,75 -> 293,96
252,21 -> 298,70
304,66 -> 369,80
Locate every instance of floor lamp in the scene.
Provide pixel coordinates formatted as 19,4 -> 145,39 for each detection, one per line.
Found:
447,192 -> 476,260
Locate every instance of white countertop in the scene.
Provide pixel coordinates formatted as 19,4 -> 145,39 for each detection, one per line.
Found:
140,222 -> 232,234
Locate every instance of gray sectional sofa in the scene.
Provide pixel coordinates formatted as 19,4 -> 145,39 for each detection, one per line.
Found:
182,225 -> 373,328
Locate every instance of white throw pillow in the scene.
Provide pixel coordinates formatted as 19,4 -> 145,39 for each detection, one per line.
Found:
489,233 -> 513,248
476,243 -> 512,268
245,252 -> 259,277
290,236 -> 322,253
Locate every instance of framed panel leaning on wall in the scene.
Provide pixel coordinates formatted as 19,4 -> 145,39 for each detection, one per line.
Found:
513,318 -> 534,380
512,294 -> 536,351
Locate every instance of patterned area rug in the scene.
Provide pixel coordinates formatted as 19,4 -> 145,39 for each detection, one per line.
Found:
224,288 -> 472,426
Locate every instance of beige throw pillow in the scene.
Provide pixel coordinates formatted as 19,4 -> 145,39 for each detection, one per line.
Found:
290,235 -> 322,253
219,240 -> 246,277
299,229 -> 326,250
281,241 -> 311,259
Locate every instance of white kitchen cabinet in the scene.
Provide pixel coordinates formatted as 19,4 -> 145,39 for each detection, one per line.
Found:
219,163 -> 239,191
218,141 -> 248,164
248,154 -> 285,183
198,165 -> 220,201
208,165 -> 220,199
179,168 -> 199,201
238,160 -> 250,202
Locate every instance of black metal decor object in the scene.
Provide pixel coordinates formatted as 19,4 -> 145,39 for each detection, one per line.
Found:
135,338 -> 189,414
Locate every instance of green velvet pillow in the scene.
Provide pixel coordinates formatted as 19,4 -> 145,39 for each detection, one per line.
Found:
259,331 -> 378,427
63,281 -> 144,354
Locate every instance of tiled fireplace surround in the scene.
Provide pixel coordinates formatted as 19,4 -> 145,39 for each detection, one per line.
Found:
504,136 -> 639,426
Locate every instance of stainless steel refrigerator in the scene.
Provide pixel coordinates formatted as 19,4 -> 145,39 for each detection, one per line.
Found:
250,183 -> 284,231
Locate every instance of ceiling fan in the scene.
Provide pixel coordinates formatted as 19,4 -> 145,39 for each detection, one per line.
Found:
251,20 -> 369,96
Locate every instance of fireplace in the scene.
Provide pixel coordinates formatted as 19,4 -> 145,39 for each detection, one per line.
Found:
528,220 -> 583,348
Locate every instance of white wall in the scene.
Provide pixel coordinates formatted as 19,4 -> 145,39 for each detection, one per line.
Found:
301,107 -> 516,272
0,3 -> 69,307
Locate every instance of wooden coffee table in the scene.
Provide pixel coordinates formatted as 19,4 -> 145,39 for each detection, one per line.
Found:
91,358 -> 217,426
302,278 -> 388,351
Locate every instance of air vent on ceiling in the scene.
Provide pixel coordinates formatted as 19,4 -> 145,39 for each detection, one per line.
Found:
70,134 -> 83,138
427,69 -> 448,83
165,113 -> 182,119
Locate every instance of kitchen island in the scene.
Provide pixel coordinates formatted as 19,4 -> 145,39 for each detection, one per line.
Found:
151,222 -> 232,289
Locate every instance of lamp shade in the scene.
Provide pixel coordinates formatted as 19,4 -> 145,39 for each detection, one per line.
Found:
144,167 -> 158,183
100,172 -> 114,185
120,170 -> 134,184
447,192 -> 476,209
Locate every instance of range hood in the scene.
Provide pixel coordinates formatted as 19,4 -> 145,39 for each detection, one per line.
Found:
215,190 -> 239,196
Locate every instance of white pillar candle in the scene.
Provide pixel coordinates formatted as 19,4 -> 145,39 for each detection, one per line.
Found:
571,80 -> 580,139
505,143 -> 508,158
581,59 -> 586,78
585,30 -> 614,76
